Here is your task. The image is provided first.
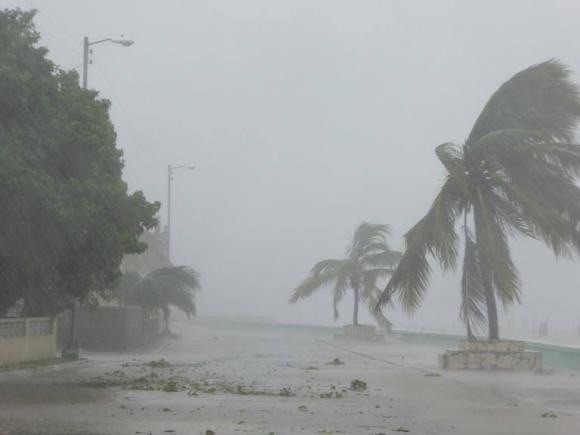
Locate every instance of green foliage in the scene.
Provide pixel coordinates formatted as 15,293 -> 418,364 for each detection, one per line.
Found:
349,379 -> 367,391
379,60 -> 580,339
162,381 -> 178,392
0,9 -> 159,315
290,222 -> 401,328
147,358 -> 171,368
114,266 -> 201,329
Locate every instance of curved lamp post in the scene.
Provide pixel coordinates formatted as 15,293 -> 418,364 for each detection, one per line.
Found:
63,36 -> 135,359
82,36 -> 134,89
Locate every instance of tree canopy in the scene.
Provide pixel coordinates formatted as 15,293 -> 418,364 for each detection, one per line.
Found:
0,9 -> 159,315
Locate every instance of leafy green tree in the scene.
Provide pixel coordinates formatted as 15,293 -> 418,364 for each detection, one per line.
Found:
377,60 -> 580,339
290,223 -> 401,328
114,266 -> 201,333
0,9 -> 159,315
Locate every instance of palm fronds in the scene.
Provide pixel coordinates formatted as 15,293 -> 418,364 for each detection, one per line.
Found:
378,178 -> 463,313
468,60 -> 580,144
289,259 -> 350,304
347,223 -> 391,258
291,222 -> 401,327
379,60 -> 580,339
115,266 -> 201,319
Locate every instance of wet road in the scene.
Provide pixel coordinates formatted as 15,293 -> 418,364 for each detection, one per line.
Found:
2,318 -> 580,434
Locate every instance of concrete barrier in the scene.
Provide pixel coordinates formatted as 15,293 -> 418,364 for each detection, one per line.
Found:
57,306 -> 161,352
0,317 -> 57,365
334,324 -> 385,342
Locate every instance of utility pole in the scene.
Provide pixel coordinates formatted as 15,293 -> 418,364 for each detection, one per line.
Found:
167,164 -> 172,261
166,165 -> 195,262
63,35 -> 134,360
82,36 -> 89,89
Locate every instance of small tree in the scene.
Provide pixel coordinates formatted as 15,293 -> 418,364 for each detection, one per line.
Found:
114,266 -> 201,334
290,223 -> 401,329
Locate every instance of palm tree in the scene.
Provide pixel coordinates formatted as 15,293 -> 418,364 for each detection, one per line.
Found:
290,223 -> 402,329
114,266 -> 201,333
377,60 -> 580,340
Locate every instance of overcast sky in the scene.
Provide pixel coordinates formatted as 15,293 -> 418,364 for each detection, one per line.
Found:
5,0 -> 580,336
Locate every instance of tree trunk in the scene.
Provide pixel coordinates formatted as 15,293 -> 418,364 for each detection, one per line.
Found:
463,211 -> 478,341
483,278 -> 499,340
62,299 -> 80,359
353,287 -> 359,326
466,322 -> 474,340
67,300 -> 78,347
473,208 -> 500,340
161,307 -> 171,335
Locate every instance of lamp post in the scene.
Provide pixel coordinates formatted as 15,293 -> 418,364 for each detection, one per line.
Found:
167,165 -> 195,262
63,36 -> 135,360
82,36 -> 134,89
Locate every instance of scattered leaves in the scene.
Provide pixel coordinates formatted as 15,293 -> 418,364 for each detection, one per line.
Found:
162,381 -> 178,392
350,379 -> 367,391
147,359 -> 171,368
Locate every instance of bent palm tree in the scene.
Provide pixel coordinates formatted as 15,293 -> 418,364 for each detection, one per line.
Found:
115,266 -> 201,333
378,60 -> 580,339
290,223 -> 402,329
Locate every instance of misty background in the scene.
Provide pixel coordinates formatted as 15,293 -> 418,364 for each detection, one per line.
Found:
4,0 -> 580,334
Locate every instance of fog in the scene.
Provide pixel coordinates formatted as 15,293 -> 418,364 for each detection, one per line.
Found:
7,0 -> 580,334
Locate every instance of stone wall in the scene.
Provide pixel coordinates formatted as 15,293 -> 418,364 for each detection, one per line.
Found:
121,228 -> 170,275
439,340 -> 542,371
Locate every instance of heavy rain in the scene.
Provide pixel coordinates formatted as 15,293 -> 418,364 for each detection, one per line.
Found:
2,1 -> 580,434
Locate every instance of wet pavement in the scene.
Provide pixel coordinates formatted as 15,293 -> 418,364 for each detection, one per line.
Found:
1,318 -> 580,434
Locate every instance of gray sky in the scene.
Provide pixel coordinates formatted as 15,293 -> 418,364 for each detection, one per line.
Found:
5,0 -> 580,335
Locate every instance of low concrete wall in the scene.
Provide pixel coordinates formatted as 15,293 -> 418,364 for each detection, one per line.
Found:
57,306 -> 161,352
0,318 -> 57,365
334,324 -> 385,342
439,340 -> 542,371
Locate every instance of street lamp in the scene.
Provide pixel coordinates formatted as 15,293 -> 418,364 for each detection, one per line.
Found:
82,36 -> 134,89
63,35 -> 135,360
167,165 -> 195,262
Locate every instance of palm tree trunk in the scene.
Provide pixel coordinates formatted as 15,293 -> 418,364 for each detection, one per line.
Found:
466,322 -> 474,339
480,265 -> 499,339
353,287 -> 359,326
161,307 -> 171,334
473,209 -> 500,340
463,211 -> 477,340
485,286 -> 500,340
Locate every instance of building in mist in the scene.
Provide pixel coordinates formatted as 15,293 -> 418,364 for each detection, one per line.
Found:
121,225 -> 171,275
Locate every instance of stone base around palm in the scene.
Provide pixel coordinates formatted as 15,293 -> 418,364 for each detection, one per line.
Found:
439,339 -> 542,371
333,324 -> 385,342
